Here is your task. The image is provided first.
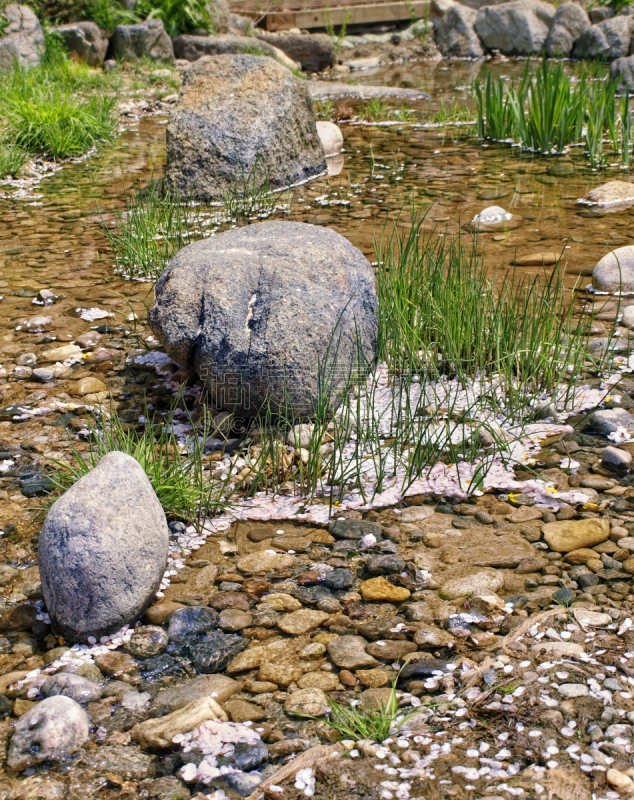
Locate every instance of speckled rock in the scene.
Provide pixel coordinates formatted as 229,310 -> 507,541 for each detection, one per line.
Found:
149,221 -> 377,418
189,632 -> 248,673
297,671 -> 340,691
327,635 -> 379,669
277,609 -> 330,635
151,674 -> 241,715
592,247 -> 634,293
439,569 -> 504,600
284,687 -> 329,716
236,551 -> 296,575
165,55 -> 325,201
224,699 -> 266,722
38,451 -> 169,643
7,696 -> 89,770
40,673 -> 102,704
125,625 -> 169,658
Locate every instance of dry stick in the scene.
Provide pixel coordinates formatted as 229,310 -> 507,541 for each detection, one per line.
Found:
246,744 -> 342,800
501,608 -> 559,657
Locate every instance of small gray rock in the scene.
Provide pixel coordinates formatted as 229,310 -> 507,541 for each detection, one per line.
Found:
54,21 -> 107,67
111,19 -> 174,63
124,624 -> 169,658
611,54 -> 634,93
40,673 -> 103,704
38,451 -> 169,643
557,683 -> 589,698
7,695 -> 89,770
572,16 -> 633,61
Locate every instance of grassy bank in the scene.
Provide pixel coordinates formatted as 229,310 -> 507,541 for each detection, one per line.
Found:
0,34 -> 120,176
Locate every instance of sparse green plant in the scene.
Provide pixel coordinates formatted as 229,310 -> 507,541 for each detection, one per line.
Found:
314,99 -> 335,119
83,0 -> 139,31
135,0 -> 212,37
322,8 -> 352,54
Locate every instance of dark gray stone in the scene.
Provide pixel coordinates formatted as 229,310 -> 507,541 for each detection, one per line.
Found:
189,632 -> 247,673
400,657 -> 450,680
552,588 -> 576,606
367,554 -> 406,575
212,772 -> 262,797
0,4 -> 44,72
40,673 -> 103,704
324,568 -> 354,590
434,5 -> 484,58
329,519 -> 383,540
573,16 -> 632,60
290,585 -> 332,605
149,221 -> 377,417
167,607 -> 218,642
611,54 -> 634,93
111,19 -> 174,63
254,31 -> 335,71
545,2 -> 590,56
54,21 -> 107,67
217,740 -> 269,771
164,55 -> 326,202
7,696 -> 89,770
475,0 -> 556,55
38,451 -> 169,644
578,573 -> 601,589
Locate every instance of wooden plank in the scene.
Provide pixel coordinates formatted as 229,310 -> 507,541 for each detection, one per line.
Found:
263,0 -> 429,30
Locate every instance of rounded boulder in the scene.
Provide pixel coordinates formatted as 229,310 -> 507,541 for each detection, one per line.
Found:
149,221 -> 377,416
38,451 -> 169,643
593,246 -> 634,292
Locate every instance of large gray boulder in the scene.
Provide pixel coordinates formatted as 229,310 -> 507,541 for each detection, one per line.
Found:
148,221 -> 378,417
573,16 -> 632,60
54,21 -> 107,67
435,4 -> 484,57
611,53 -> 634,92
111,18 -> 174,63
38,451 -> 169,643
0,4 -> 44,72
7,696 -> 89,770
172,33 -> 296,69
545,2 -> 590,56
165,55 -> 326,201
475,0 -> 556,55
254,32 -> 335,72
593,245 -> 634,292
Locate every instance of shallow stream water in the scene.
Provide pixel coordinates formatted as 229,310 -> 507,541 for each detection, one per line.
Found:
0,57 -> 631,554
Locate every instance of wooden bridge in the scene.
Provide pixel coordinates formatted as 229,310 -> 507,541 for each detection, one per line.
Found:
229,0 -> 429,31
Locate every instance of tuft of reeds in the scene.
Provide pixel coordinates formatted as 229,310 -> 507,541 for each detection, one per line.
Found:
475,58 -> 628,165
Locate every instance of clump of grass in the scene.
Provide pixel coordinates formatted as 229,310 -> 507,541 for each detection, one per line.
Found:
295,667 -> 420,740
323,9 -> 351,54
426,98 -> 474,126
475,58 -> 627,166
49,396 -> 234,525
0,32 -> 119,161
376,206 -> 608,415
0,139 -> 28,179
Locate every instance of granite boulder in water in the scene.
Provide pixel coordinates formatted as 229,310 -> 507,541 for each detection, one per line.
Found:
38,451 -> 169,643
165,54 -> 326,201
149,221 -> 377,416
